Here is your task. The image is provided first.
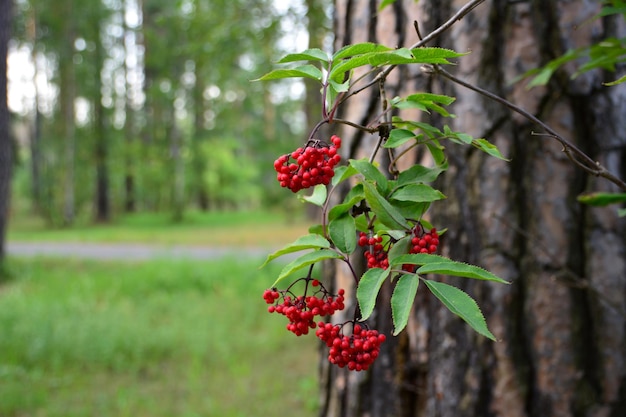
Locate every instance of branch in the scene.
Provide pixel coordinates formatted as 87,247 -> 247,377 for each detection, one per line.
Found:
432,65 -> 626,191
341,0 -> 486,102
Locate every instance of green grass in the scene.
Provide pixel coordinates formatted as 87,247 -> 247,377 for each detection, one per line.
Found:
0,257 -> 319,417
8,210 -> 310,247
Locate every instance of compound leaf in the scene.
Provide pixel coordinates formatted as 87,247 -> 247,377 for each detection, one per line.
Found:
274,249 -> 343,287
391,274 -> 420,335
423,280 -> 496,341
261,233 -> 331,267
363,181 -> 411,230
329,214 -> 357,254
356,267 -> 391,320
391,254 -> 509,284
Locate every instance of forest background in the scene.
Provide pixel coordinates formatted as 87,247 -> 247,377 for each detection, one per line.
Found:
7,0 -> 326,226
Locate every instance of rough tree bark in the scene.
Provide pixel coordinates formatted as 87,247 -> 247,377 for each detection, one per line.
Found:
321,1 -> 626,417
0,0 -> 13,264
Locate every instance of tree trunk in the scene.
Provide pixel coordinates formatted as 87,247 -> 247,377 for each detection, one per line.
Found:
322,1 -> 626,417
93,17 -> 109,223
0,0 -> 13,265
59,0 -> 76,226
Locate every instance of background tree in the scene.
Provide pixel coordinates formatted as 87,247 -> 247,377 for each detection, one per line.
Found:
0,0 -> 13,269
320,1 -> 626,416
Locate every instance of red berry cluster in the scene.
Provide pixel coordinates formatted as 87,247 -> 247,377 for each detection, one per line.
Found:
410,226 -> 440,254
263,282 -> 346,336
358,232 -> 389,269
274,135 -> 342,192
316,322 -> 386,371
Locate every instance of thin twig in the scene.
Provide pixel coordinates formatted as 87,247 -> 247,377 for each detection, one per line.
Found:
433,65 -> 626,190
342,0 -> 486,101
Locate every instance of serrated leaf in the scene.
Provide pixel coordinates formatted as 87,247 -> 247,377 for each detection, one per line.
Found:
423,280 -> 496,340
331,164 -> 358,186
362,181 -> 411,230
273,249 -> 343,287
332,42 -> 394,60
260,234 -> 331,267
328,194 -> 364,221
329,214 -> 357,254
387,235 -> 412,263
391,254 -> 509,284
397,163 -> 446,186
390,184 -> 446,203
383,129 -> 418,148
391,274 -> 420,335
299,184 -> 327,206
350,159 -> 388,192
472,138 -> 509,160
254,64 -> 323,82
410,47 -> 467,63
330,48 -> 443,83
577,192 -> 626,206
356,268 -> 391,320
277,48 -> 329,64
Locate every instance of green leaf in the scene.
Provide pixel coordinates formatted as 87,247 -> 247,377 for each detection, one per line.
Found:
329,214 -> 357,254
426,140 -> 446,165
577,192 -> 626,206
378,0 -> 397,11
410,47 -> 467,64
331,164 -> 358,186
387,235 -> 412,263
604,73 -> 626,86
273,249 -> 343,287
397,163 -> 447,186
350,159 -> 388,192
330,48 -> 458,83
254,64 -> 323,82
390,184 -> 446,203
393,93 -> 456,117
391,254 -> 509,284
332,42 -> 394,60
362,181 -> 411,230
277,48 -> 329,64
328,194 -> 364,221
423,280 -> 496,341
472,138 -> 509,160
261,234 -> 331,267
391,274 -> 420,335
299,184 -> 327,206
356,268 -> 391,320
383,129 -> 418,148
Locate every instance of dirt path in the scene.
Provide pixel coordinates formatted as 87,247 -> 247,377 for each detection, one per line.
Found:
6,241 -> 276,261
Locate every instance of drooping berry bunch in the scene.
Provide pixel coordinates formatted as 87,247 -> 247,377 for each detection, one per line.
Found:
316,321 -> 386,371
358,232 -> 389,269
263,280 -> 346,336
274,135 -> 342,192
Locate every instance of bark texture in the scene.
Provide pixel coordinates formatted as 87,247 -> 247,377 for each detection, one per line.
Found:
321,1 -> 626,417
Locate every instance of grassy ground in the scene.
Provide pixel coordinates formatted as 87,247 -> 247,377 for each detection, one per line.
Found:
7,210 -> 311,247
0,257 -> 319,417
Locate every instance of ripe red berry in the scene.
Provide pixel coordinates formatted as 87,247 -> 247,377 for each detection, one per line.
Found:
273,136 -> 343,192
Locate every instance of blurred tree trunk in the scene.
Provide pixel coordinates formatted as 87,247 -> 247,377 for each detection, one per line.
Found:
27,7 -> 42,214
0,0 -> 13,266
59,0 -> 76,225
93,16 -> 109,223
322,1 -> 626,417
123,0 -> 136,213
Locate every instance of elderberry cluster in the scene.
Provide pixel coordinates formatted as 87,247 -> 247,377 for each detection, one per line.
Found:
263,280 -> 346,336
316,322 -> 386,371
274,135 -> 342,192
358,224 -> 441,271
358,232 -> 389,269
